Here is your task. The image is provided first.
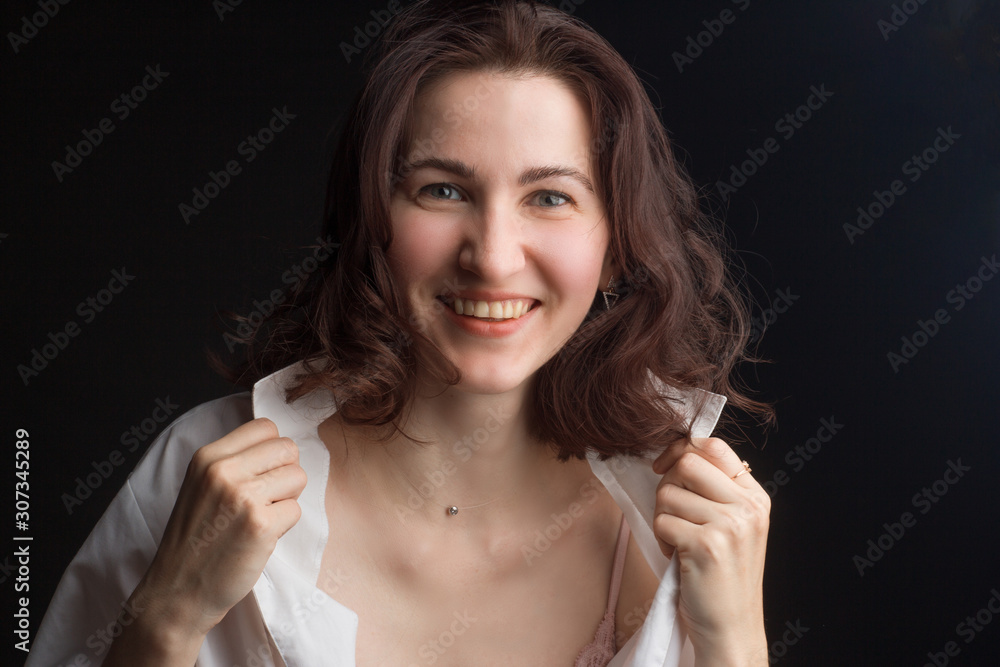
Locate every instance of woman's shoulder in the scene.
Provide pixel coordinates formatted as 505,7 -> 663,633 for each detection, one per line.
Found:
25,391 -> 257,667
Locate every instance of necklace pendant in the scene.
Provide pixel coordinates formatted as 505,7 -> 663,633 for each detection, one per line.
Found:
447,506 -> 459,516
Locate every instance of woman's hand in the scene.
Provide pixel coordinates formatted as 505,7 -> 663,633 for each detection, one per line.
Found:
651,437 -> 770,667
105,418 -> 307,664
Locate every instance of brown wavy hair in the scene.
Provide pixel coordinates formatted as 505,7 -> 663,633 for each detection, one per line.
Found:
213,0 -> 775,461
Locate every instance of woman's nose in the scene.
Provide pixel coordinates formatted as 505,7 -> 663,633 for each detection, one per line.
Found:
457,204 -> 526,283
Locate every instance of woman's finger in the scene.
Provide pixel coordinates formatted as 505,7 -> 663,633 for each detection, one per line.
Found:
652,510 -> 698,559
653,437 -> 745,478
235,436 -> 300,477
654,481 -> 718,525
658,451 -> 742,504
190,418 -> 281,468
251,461 -> 308,505
267,498 -> 304,538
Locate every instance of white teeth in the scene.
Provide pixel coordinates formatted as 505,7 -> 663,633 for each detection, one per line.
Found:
448,297 -> 533,320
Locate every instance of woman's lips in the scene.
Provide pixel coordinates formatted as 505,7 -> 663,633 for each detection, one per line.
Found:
437,296 -> 538,337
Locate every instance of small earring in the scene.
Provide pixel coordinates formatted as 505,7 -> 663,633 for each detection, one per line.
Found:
601,275 -> 619,310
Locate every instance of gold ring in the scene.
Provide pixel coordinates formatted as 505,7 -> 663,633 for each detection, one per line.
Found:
732,460 -> 751,480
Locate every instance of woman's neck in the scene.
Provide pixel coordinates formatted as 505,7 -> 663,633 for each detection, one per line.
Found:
319,376 -> 587,530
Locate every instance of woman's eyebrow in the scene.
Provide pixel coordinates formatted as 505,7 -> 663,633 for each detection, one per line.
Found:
405,156 -> 476,179
520,165 -> 595,195
405,156 -> 595,194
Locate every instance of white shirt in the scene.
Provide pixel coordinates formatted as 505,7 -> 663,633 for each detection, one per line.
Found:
27,360 -> 726,667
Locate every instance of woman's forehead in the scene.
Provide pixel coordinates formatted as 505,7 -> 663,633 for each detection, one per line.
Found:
402,71 -> 597,173
413,69 -> 588,115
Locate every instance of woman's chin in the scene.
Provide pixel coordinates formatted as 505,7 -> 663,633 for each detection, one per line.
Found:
450,362 -> 535,396
412,339 -> 547,395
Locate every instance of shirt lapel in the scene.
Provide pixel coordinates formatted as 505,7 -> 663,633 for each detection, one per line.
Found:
251,361 -> 359,666
590,378 -> 727,666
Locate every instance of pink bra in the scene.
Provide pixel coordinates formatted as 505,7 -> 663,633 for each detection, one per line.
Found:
574,512 -> 631,667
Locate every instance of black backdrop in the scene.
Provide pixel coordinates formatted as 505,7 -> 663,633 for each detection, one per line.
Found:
3,0 -> 999,665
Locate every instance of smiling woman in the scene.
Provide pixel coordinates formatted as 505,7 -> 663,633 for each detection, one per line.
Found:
28,1 -> 775,666
231,1 -> 772,464
387,71 -> 611,389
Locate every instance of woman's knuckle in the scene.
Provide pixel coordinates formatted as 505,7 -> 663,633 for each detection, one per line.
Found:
751,489 -> 772,514
702,437 -> 730,458
243,511 -> 271,539
203,458 -> 234,489
699,529 -> 729,561
676,451 -> 700,472
189,446 -> 213,472
723,510 -> 746,538
252,417 -> 279,440
278,437 -> 298,463
292,466 -> 309,489
288,500 -> 303,524
656,482 -> 678,506
754,503 -> 771,529
220,482 -> 254,512
738,497 -> 769,531
652,513 -> 673,541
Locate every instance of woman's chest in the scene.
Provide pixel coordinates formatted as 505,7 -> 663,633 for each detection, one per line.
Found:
317,489 -> 625,665
327,577 -> 605,666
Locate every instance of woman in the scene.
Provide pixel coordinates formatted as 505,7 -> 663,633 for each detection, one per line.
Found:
28,1 -> 774,665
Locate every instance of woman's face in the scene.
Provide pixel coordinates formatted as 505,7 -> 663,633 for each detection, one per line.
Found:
388,70 -> 612,394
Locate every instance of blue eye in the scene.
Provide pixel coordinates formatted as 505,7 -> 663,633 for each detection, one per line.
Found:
537,191 -> 572,207
422,184 -> 463,200
419,183 -> 574,208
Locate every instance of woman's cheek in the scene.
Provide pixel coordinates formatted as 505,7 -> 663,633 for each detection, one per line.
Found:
388,211 -> 452,283
540,230 -> 608,301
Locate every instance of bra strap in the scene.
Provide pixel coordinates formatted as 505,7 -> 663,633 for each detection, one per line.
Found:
605,512 -> 630,613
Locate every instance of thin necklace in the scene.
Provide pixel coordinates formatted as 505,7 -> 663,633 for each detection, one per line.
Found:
381,450 -> 523,517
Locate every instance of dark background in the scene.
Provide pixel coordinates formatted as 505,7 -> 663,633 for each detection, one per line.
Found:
3,0 -> 999,665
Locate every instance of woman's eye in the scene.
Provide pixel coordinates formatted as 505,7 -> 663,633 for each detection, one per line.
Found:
419,184 -> 573,208
422,184 -> 463,200
536,191 -> 572,207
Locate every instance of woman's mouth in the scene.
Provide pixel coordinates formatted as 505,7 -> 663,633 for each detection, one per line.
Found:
437,295 -> 537,322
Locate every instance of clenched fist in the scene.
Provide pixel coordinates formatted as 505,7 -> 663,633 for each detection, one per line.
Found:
105,418 -> 307,664
651,437 -> 771,666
